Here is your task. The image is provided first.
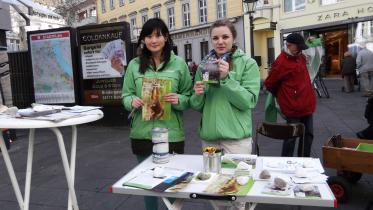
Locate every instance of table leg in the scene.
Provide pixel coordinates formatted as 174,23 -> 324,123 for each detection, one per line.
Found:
50,127 -> 79,210
67,126 -> 77,210
247,203 -> 257,210
24,129 -> 35,210
0,130 -> 24,210
161,197 -> 184,210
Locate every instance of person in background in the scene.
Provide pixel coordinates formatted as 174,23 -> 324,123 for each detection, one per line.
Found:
341,51 -> 356,93
190,18 -> 260,210
357,96 -> 373,140
264,33 -> 316,157
121,18 -> 192,210
356,43 -> 373,97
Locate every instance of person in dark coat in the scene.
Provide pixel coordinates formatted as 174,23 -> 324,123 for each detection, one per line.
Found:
357,96 -> 373,140
341,51 -> 356,93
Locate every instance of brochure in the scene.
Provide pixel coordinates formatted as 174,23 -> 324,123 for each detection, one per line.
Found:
123,167 -> 187,190
204,174 -> 254,196
141,78 -> 171,121
261,182 -> 292,196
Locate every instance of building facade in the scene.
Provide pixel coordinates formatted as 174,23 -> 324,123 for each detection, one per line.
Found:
97,0 -> 246,63
6,0 -> 66,51
250,0 -> 373,78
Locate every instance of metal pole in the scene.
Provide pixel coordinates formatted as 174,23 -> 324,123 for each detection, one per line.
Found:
249,13 -> 254,58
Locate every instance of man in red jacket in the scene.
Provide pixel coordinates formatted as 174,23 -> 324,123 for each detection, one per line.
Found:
264,33 -> 316,157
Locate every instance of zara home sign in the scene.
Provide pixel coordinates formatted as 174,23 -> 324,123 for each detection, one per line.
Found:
317,6 -> 373,22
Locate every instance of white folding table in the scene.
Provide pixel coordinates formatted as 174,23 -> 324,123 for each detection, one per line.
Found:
111,154 -> 336,210
0,110 -> 103,210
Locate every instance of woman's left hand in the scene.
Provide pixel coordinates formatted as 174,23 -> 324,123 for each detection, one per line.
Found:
163,93 -> 179,105
217,59 -> 229,79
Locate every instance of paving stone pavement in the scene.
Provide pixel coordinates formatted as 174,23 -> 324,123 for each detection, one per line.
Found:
0,79 -> 372,210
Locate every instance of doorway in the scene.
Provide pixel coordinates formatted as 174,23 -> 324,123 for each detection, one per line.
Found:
323,30 -> 348,76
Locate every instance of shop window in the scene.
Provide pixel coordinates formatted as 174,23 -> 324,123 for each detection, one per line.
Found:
200,41 -> 209,60
184,43 -> 192,62
119,0 -> 124,7
284,0 -> 305,13
320,0 -> 343,5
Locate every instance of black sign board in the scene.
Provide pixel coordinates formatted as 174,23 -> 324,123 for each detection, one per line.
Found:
77,22 -> 132,106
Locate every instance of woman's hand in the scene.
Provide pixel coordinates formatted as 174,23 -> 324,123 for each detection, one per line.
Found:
163,93 -> 179,105
132,97 -> 144,109
217,59 -> 229,79
194,81 -> 205,96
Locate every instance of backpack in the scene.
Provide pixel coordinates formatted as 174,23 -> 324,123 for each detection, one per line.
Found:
365,97 -> 373,125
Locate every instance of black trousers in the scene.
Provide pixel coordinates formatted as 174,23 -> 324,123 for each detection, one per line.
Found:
2,130 -> 11,150
281,115 -> 314,157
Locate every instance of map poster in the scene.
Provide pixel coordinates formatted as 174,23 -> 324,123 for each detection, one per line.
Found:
77,22 -> 132,105
29,30 -> 76,104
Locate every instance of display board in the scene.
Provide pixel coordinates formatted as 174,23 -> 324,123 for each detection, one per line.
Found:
77,22 -> 132,106
28,28 -> 77,104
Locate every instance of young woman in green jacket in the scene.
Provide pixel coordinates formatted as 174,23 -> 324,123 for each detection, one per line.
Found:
190,19 -> 260,155
121,18 -> 192,210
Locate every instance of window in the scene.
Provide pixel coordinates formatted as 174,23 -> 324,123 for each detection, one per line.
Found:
217,0 -> 227,19
101,0 -> 106,13
182,3 -> 190,27
119,0 -> 124,7
320,0 -> 343,5
110,0 -> 115,10
141,14 -> 148,25
267,37 -> 275,67
90,8 -> 96,16
130,16 -> 137,39
184,43 -> 192,62
131,17 -> 137,29
284,0 -> 305,13
200,41 -> 209,60
199,0 -> 207,23
154,11 -> 160,18
167,7 -> 175,29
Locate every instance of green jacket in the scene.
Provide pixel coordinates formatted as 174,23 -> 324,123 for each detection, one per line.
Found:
190,49 -> 260,141
122,53 -> 192,142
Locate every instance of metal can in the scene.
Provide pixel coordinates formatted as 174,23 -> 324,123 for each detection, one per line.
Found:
152,128 -> 169,164
203,151 -> 222,173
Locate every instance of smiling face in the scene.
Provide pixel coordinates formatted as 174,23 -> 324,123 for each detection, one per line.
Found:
144,30 -> 167,56
211,26 -> 235,57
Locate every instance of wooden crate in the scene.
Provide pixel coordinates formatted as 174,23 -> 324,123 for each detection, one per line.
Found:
322,136 -> 373,174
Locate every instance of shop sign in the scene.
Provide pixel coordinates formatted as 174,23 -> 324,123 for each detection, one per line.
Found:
317,6 -> 373,22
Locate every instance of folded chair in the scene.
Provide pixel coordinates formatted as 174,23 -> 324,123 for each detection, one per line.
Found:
254,122 -> 305,157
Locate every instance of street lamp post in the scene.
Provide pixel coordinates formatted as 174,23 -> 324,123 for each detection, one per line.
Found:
243,0 -> 258,58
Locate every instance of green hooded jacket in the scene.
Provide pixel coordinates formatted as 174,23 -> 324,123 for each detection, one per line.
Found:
122,52 -> 192,142
190,49 -> 260,141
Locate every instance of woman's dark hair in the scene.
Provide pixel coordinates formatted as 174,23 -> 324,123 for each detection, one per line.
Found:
210,19 -> 238,54
137,18 -> 174,74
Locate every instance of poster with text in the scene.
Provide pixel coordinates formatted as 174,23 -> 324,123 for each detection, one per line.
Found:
77,22 -> 131,105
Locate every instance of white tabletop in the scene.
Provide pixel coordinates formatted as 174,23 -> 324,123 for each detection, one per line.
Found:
0,110 -> 103,129
112,154 -> 336,207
